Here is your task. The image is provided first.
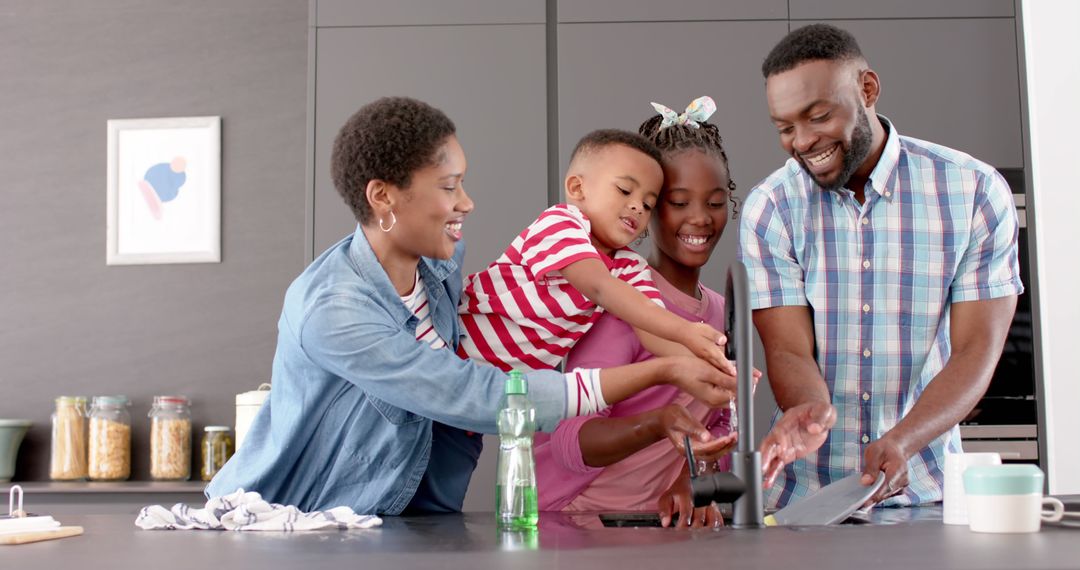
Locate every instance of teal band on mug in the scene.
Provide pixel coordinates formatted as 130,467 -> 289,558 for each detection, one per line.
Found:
963,464 -> 1044,496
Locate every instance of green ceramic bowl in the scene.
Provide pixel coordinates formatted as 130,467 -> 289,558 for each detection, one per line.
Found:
0,419 -> 32,482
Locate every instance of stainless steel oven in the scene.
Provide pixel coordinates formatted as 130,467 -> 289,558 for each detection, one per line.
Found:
958,168 -> 1038,462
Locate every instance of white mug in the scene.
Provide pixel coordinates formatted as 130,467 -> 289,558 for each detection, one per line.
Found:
964,464 -> 1063,533
942,452 -> 1001,525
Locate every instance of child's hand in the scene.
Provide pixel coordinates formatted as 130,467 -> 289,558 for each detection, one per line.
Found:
683,322 -> 736,376
657,464 -> 725,529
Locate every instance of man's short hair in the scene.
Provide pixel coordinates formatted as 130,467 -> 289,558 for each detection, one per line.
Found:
761,23 -> 865,78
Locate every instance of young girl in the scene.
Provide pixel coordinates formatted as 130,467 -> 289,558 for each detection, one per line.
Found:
457,129 -> 734,378
535,96 -> 745,527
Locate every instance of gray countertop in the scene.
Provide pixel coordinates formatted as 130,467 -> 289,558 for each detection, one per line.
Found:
5,507 -> 1080,569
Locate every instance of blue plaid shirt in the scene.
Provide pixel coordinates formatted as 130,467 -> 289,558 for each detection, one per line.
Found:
738,117 -> 1023,508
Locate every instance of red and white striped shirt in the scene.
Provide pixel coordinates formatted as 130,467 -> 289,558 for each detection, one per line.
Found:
459,204 -> 662,372
400,271 -> 447,350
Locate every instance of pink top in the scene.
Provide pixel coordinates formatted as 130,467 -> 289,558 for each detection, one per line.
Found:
535,271 -> 732,511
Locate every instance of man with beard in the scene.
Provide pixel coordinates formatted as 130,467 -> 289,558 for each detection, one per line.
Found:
738,24 -> 1022,509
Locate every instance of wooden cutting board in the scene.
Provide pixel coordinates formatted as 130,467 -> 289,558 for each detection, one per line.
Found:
0,526 -> 83,545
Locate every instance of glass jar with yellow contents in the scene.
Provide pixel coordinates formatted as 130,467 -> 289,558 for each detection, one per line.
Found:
201,426 -> 234,481
149,396 -> 191,481
88,396 -> 131,481
50,396 -> 88,481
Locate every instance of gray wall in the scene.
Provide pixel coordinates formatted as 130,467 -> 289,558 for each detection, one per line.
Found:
0,1 -> 308,480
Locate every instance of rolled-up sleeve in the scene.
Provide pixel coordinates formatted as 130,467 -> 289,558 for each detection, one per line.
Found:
951,170 -> 1025,302
542,313 -> 641,472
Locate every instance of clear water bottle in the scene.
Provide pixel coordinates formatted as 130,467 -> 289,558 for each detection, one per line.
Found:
495,370 -> 538,528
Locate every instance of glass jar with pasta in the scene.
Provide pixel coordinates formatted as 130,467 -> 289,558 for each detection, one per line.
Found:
88,395 -> 131,481
50,396 -> 88,481
149,396 -> 191,481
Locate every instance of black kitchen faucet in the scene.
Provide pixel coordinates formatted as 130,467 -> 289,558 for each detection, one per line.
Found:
685,261 -> 765,528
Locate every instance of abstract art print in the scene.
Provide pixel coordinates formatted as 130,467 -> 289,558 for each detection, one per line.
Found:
106,116 -> 221,265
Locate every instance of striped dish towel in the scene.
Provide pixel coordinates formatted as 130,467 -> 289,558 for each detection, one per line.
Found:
135,488 -> 382,531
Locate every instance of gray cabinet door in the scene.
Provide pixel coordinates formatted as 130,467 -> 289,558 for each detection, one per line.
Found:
790,0 -> 1013,19
312,24 -> 549,275
558,0 -> 786,22
316,0 -> 544,26
819,18 -> 1023,168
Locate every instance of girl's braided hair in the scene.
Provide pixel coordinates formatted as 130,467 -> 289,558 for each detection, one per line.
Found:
637,114 -> 740,218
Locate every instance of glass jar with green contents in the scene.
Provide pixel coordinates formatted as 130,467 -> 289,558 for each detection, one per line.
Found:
201,426 -> 234,481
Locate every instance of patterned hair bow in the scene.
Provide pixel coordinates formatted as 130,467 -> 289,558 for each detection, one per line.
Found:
650,96 -> 717,130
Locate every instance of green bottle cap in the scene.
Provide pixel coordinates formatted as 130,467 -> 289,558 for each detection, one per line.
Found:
505,370 -> 528,395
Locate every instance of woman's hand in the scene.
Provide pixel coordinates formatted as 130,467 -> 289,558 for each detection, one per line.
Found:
657,465 -> 724,529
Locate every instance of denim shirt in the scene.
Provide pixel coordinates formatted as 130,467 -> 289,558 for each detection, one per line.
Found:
206,226 -> 569,515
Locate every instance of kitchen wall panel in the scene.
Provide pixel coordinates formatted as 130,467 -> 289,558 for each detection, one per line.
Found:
820,17 -> 1024,168
312,24 -> 549,276
0,0 -> 308,481
790,0 -> 1014,20
557,0 -> 786,22
315,0 -> 544,27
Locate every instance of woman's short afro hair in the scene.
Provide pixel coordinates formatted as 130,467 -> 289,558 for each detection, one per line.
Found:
330,96 -> 456,224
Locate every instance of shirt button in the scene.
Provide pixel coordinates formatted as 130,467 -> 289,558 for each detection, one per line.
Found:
862,260 -> 870,269
862,435 -> 870,444
884,191 -> 892,198
862,304 -> 871,313
862,392 -> 871,401
863,348 -> 871,358
861,217 -> 869,225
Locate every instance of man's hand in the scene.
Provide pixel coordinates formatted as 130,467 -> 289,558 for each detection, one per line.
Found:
660,356 -> 737,407
657,466 -> 724,529
656,404 -> 738,461
758,401 -> 836,488
860,435 -> 910,506
682,322 -> 737,376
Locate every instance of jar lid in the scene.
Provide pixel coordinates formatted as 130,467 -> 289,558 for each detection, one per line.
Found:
236,383 -> 271,406
152,395 -> 189,406
55,396 -> 88,405
963,464 -> 1044,496
204,426 -> 231,432
92,395 -> 129,406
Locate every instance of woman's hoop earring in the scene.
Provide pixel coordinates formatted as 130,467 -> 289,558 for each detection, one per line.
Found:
379,211 -> 397,233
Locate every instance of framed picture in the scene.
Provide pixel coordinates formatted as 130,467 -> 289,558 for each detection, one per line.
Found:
106,116 -> 221,265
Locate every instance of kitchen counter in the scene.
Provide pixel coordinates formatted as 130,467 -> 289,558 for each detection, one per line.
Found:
11,481 -> 207,515
5,507 -> 1080,569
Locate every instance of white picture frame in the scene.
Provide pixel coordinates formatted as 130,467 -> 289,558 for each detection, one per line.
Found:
106,116 -> 221,265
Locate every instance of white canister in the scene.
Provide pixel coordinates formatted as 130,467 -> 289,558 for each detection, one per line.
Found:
963,464 -> 1065,533
942,451 -> 1001,525
235,383 -> 270,450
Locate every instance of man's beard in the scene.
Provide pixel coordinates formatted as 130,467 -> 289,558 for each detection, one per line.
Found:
807,111 -> 874,193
